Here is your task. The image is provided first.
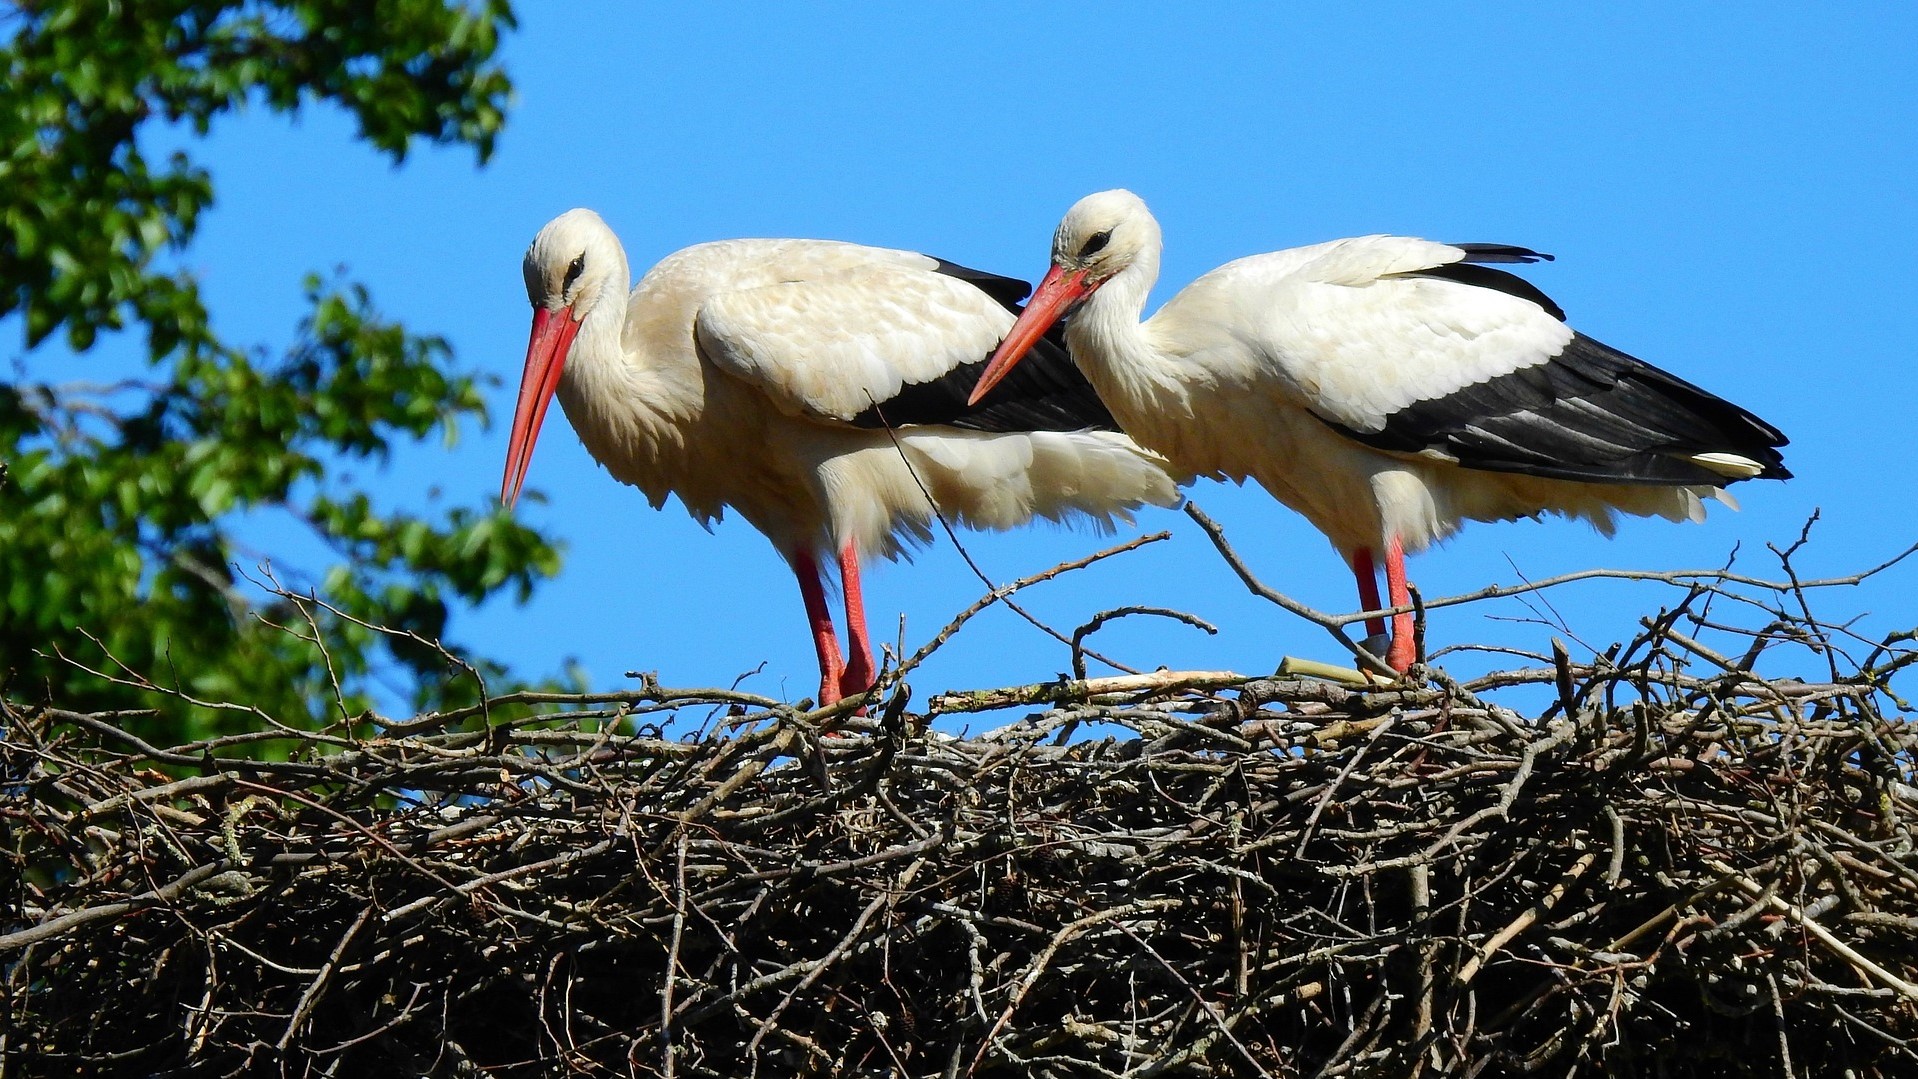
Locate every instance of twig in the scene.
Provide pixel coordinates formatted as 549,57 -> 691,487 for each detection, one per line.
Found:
928,669 -> 1247,714
1709,859 -> 1918,1003
894,531 -> 1172,683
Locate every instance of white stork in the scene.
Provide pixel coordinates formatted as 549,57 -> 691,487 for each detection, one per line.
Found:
503,209 -> 1180,706
971,190 -> 1790,674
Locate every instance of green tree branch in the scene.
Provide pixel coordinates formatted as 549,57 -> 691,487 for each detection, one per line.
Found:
0,1 -> 569,743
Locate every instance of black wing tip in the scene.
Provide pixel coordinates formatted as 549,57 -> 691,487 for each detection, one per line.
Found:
1561,335 -> 1796,486
930,257 -> 1034,311
1571,334 -> 1795,460
1334,331 -> 1794,488
1406,261 -> 1567,322
1736,443 -> 1793,483
849,256 -> 1116,433
848,319 -> 1118,434
1451,242 -> 1555,265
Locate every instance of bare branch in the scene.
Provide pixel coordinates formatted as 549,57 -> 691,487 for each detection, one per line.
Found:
10,521 -> 1918,1077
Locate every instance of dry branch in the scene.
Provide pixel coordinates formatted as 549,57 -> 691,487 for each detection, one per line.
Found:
7,529 -> 1918,1077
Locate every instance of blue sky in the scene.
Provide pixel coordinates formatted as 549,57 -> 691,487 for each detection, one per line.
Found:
55,6 -> 1918,711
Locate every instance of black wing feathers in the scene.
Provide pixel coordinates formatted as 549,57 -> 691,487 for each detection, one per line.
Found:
927,258 -> 1033,312
850,320 -> 1117,433
849,259 -> 1118,433
1449,243 -> 1555,265
1396,244 -> 1563,320
1405,262 -> 1567,321
1330,333 -> 1791,485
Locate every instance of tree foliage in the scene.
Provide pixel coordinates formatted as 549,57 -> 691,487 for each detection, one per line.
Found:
0,0 -> 565,740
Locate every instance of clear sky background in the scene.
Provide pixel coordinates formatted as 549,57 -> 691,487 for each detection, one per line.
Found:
62,6 -> 1918,713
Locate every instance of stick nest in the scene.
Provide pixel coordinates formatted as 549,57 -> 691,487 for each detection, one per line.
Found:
7,532 -> 1918,1077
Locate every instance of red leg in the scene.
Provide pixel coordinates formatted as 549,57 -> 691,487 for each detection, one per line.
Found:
836,541 -> 876,700
792,548 -> 844,706
1351,547 -> 1386,639
1383,534 -> 1416,673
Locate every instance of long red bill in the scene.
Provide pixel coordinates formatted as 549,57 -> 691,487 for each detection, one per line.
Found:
968,264 -> 1092,406
501,306 -> 582,508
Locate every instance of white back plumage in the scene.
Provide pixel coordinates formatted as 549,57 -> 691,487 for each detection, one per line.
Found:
1046,190 -> 1764,559
522,209 -> 1180,564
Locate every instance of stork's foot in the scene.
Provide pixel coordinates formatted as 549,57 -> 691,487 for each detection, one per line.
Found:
837,654 -> 876,713
838,658 -> 874,702
1385,632 -> 1417,675
805,656 -> 871,717
814,674 -> 857,736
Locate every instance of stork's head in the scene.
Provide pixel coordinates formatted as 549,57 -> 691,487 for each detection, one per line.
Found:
969,189 -> 1159,405
1048,188 -> 1158,286
503,209 -> 622,508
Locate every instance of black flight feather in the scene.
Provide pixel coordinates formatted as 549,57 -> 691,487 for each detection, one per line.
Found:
1449,243 -> 1555,265
1396,244 -> 1564,321
849,259 -> 1118,434
1324,333 -> 1791,486
926,258 -> 1034,311
1404,262 -> 1567,322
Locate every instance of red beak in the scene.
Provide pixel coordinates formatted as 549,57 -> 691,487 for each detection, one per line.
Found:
968,264 -> 1094,406
501,305 -> 582,508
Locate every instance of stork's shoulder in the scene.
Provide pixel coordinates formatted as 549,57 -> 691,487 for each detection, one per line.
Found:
688,257 -> 1022,425
1192,235 -> 1483,294
638,238 -> 928,291
1148,235 -> 1577,431
1150,237 -> 1461,338
624,239 -> 936,342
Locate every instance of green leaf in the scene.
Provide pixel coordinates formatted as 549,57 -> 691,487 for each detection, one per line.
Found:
0,0 -> 567,749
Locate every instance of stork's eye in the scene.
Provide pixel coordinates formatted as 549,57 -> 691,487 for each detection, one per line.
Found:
1080,230 -> 1112,257
563,254 -> 586,291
